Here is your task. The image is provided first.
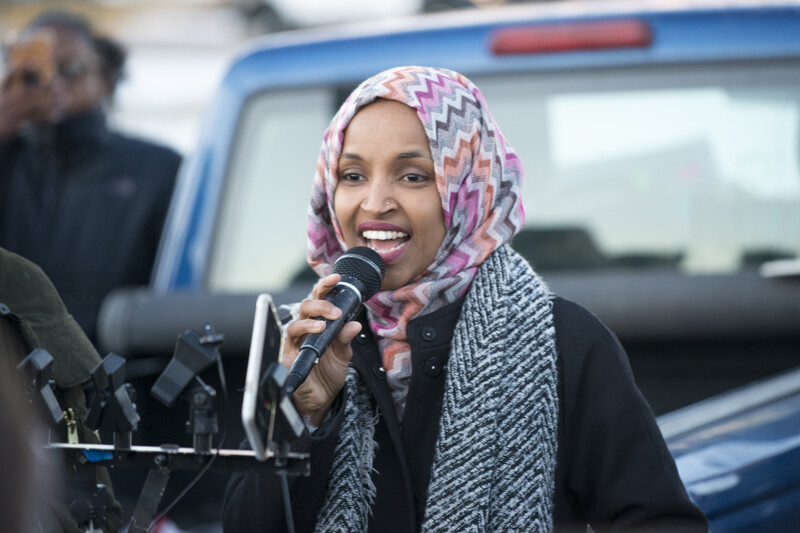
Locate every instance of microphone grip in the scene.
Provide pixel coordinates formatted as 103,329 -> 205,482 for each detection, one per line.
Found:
283,346 -> 319,395
283,285 -> 361,395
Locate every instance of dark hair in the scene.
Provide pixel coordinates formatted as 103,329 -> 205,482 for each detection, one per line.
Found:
27,9 -> 127,91
92,35 -> 127,89
28,9 -> 93,38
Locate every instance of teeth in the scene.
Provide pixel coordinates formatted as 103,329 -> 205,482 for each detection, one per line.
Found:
362,230 -> 408,240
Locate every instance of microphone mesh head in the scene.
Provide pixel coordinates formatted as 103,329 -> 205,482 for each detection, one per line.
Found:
333,246 -> 385,299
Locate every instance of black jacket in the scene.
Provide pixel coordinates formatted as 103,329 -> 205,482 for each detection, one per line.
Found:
223,296 -> 708,532
0,108 -> 180,343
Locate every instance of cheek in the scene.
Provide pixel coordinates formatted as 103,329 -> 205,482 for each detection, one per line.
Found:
65,81 -> 99,111
419,198 -> 447,254
333,190 -> 357,239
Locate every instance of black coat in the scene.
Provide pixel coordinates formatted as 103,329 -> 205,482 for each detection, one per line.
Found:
0,108 -> 180,343
223,296 -> 708,532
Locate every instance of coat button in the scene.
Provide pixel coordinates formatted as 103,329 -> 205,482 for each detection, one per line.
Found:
421,327 -> 436,341
355,331 -> 368,344
372,364 -> 386,380
0,303 -> 9,315
424,357 -> 442,377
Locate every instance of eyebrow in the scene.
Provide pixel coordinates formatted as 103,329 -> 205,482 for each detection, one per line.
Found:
340,151 -> 430,161
398,151 -> 430,160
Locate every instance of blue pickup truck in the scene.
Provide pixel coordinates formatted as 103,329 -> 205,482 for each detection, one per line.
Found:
98,0 -> 800,529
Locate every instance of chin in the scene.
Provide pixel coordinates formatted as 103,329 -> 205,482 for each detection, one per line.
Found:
379,276 -> 405,292
380,282 -> 400,292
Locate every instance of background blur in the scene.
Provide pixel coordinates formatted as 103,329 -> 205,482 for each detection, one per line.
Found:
0,0 -> 472,155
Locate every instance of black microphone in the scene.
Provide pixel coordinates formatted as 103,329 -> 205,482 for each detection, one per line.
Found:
283,246 -> 385,395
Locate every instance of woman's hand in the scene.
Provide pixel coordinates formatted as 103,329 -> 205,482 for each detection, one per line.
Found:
282,274 -> 363,426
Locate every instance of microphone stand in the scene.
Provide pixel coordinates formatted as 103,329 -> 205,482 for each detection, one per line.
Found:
17,349 -> 117,532
187,376 -> 218,454
50,325 -> 310,533
84,353 -> 140,451
69,484 -> 108,533
51,442 -> 311,532
16,348 -> 64,425
127,373 -> 218,532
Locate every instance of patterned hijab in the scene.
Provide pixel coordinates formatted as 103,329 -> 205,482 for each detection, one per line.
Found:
307,66 -> 525,419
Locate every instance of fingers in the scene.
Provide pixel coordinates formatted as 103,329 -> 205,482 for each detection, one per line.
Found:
333,321 -> 362,352
279,275 -> 364,425
282,275 -> 343,362
298,298 -> 341,322
310,273 -> 340,301
294,273 -> 342,323
285,318 -> 325,350
283,272 -> 362,362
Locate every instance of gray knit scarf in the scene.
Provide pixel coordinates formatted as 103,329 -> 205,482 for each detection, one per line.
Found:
313,245 -> 559,532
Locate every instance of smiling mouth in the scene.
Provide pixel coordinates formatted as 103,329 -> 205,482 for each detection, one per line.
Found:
362,229 -> 410,253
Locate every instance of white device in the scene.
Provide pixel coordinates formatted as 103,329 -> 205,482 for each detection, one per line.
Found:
242,293 -> 284,460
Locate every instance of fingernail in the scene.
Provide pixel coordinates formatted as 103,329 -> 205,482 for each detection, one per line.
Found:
315,320 -> 326,330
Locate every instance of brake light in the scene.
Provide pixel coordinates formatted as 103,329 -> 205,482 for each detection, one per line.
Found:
490,19 -> 652,55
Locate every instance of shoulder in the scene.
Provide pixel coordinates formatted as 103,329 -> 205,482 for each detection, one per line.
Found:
551,295 -> 708,530
0,247 -> 58,304
107,131 -> 182,172
551,296 -> 618,349
0,248 -> 100,387
109,130 -> 181,159
550,294 -> 637,386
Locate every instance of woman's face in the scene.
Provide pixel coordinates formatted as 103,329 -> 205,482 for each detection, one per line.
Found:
334,99 -> 446,291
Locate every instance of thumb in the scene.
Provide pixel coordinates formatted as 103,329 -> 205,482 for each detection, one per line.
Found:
330,321 -> 363,363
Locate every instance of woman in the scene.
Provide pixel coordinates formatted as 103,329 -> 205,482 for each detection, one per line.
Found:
223,66 -> 707,532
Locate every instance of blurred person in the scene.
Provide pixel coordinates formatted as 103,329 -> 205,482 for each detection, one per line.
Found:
1,246 -> 124,533
223,66 -> 708,532
0,10 -> 181,344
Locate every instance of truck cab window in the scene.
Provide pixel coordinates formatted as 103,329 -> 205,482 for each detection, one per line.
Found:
207,87 -> 334,292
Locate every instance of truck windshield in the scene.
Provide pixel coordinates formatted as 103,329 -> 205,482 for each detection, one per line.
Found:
208,61 -> 800,292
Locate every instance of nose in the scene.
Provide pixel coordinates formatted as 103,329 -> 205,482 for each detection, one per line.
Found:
361,180 -> 395,215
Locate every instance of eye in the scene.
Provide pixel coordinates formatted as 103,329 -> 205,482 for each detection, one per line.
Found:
402,173 -> 430,184
340,172 -> 365,183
